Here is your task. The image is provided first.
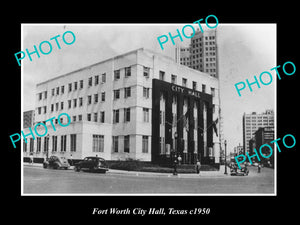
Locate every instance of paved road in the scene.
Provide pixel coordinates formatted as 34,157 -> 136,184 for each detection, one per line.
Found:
23,165 -> 274,194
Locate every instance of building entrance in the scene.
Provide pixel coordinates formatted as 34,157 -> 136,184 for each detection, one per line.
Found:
151,79 -> 215,165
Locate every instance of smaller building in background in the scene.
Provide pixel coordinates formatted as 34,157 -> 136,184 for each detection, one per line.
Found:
253,126 -> 274,167
243,109 -> 274,154
23,110 -> 35,128
233,143 -> 243,156
249,137 -> 256,156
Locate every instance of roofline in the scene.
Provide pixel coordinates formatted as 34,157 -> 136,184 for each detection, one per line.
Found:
36,47 -> 218,86
36,48 -> 145,86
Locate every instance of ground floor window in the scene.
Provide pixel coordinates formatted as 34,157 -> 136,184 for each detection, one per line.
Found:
37,137 -> 41,153
142,136 -> 149,153
23,140 -> 27,152
43,137 -> 49,152
52,136 -> 57,152
112,136 -> 118,152
61,135 -> 67,152
70,134 -> 76,152
30,138 -> 34,152
93,135 -> 104,152
124,135 -> 130,153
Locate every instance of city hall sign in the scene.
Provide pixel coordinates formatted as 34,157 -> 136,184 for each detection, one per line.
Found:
171,85 -> 202,98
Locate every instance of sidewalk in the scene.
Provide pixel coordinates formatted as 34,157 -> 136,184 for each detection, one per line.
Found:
107,165 -> 228,178
23,162 -> 229,179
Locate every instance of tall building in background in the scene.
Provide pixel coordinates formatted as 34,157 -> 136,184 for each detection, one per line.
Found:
242,110 -> 274,154
176,29 -> 218,78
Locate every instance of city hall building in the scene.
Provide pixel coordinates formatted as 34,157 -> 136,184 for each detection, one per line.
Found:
23,48 -> 220,166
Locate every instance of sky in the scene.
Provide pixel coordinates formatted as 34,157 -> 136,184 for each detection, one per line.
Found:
22,23 -> 276,153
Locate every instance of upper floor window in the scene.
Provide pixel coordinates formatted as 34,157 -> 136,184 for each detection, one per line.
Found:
114,70 -> 120,80
159,71 -> 165,81
125,67 -> 131,77
143,66 -> 150,78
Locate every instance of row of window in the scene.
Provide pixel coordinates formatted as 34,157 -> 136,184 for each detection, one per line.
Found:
23,134 -> 149,154
160,71 -> 216,95
38,74 -> 107,101
181,57 -> 216,62
112,107 -> 150,123
192,36 -> 215,43
36,106 -> 150,125
192,41 -> 216,47
38,66 -> 151,101
112,135 -> 149,153
23,134 -> 75,153
37,86 -> 151,115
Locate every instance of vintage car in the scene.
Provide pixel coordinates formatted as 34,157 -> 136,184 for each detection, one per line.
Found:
230,166 -> 249,176
43,156 -> 70,170
74,156 -> 109,173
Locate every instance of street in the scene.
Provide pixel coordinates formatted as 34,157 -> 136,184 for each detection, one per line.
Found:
23,165 -> 274,194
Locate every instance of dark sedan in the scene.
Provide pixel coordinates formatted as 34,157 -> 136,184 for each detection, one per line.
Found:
74,157 -> 109,173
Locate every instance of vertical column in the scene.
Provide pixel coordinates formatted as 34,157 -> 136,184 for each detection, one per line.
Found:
197,100 -> 204,163
187,97 -> 194,164
176,94 -> 184,159
182,97 -> 188,163
165,91 -> 173,157
203,101 -> 207,159
193,101 -> 198,163
160,92 -> 165,155
207,102 -> 213,160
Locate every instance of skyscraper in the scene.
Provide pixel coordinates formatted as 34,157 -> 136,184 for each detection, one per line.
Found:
176,29 -> 218,78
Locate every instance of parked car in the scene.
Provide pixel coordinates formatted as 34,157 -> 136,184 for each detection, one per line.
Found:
43,156 -> 70,170
230,166 -> 249,176
74,157 -> 109,173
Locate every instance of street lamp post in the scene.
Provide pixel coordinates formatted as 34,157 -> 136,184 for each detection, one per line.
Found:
224,140 -> 228,175
46,134 -> 50,160
174,132 -> 178,157
173,132 -> 178,175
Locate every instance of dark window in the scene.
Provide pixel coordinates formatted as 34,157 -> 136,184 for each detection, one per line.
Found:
124,135 -> 130,153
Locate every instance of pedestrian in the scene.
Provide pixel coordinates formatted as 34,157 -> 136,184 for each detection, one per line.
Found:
177,155 -> 182,165
258,164 -> 261,173
70,154 -> 73,166
30,153 -> 34,165
196,159 -> 201,174
173,158 -> 178,176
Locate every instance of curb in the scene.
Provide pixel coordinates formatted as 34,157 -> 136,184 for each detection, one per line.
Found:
23,163 -> 227,178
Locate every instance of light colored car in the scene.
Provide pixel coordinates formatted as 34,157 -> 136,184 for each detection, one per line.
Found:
43,156 -> 70,170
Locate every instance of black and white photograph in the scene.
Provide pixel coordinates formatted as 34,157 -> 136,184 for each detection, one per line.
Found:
4,11 -> 298,222
20,23 -> 276,195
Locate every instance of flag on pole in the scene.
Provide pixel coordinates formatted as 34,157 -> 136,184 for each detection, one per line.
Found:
212,118 -> 219,137
182,110 -> 189,132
